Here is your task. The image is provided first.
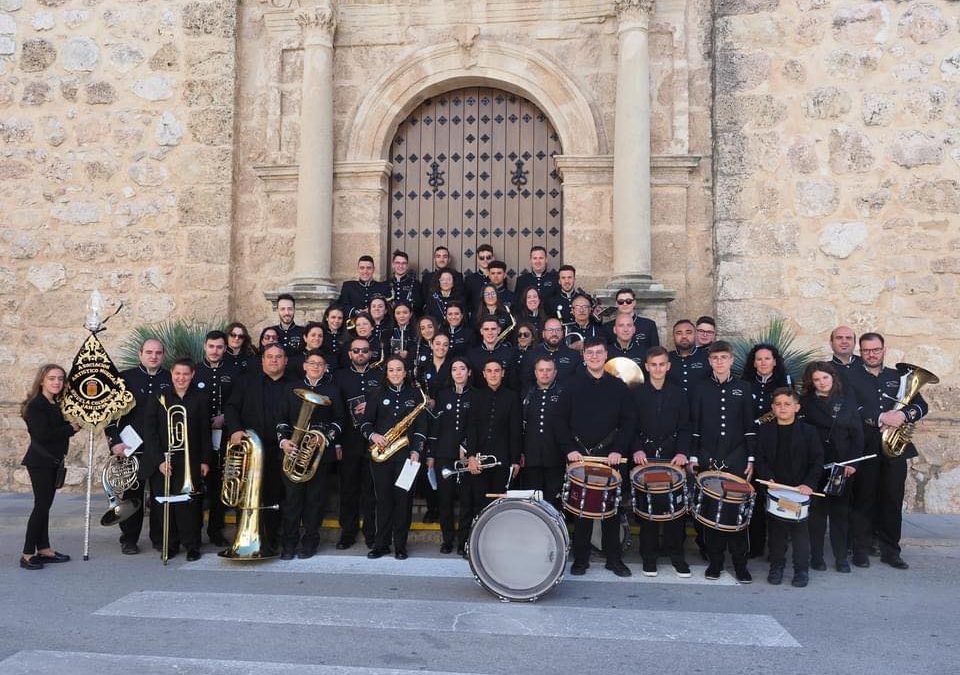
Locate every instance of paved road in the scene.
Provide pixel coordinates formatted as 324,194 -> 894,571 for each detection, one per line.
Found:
0,495 -> 957,674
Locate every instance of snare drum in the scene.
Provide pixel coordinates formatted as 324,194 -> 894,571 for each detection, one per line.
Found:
468,494 -> 569,602
561,461 -> 621,519
766,488 -> 811,522
823,464 -> 848,497
630,463 -> 688,522
692,471 -> 755,533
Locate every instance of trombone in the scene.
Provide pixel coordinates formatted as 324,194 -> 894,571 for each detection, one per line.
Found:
441,454 -> 502,480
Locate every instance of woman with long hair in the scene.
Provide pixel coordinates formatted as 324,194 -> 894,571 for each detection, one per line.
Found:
425,269 -> 463,322
413,315 -> 438,380
321,305 -> 347,366
800,361 -> 863,573
474,283 -> 512,333
514,287 -> 547,336
346,312 -> 383,369
388,301 -> 416,368
224,322 -> 255,374
20,364 -> 79,569
287,321 -> 325,379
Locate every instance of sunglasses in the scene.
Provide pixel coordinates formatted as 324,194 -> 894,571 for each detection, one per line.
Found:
518,332 -> 532,338
616,298 -> 634,305
229,332 -> 245,338
478,255 -> 493,261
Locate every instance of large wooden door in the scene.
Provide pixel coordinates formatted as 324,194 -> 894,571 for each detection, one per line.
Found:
389,87 -> 563,281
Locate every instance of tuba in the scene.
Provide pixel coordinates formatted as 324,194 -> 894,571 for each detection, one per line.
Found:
881,363 -> 939,458
281,388 -> 331,483
369,384 -> 429,463
99,455 -> 141,526
166,401 -> 195,495
220,429 -> 277,559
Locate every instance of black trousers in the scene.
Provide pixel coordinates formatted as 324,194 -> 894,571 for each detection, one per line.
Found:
260,449 -> 284,550
703,528 -> 749,567
370,459 -> 413,551
416,462 -> 439,514
768,516 -> 811,571
749,483 -> 767,555
339,434 -> 376,544
119,475 -> 163,548
852,435 -> 907,557
459,464 -> 510,546
149,473 -> 202,552
809,491 -> 850,563
205,449 -> 226,539
23,465 -> 58,555
281,464 -> 330,552
436,459 -> 466,547
572,514 -> 622,565
522,465 -> 565,512
638,517 -> 686,563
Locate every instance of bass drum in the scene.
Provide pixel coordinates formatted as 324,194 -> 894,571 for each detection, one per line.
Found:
468,495 -> 569,602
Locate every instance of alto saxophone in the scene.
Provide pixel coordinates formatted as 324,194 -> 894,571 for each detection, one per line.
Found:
369,384 -> 429,463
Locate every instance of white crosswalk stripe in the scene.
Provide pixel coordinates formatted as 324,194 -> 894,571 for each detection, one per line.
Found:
184,553 -> 739,586
96,590 -> 800,647
0,650 -> 483,675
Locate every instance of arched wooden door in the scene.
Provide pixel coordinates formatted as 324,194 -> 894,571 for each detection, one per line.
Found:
389,87 -> 563,281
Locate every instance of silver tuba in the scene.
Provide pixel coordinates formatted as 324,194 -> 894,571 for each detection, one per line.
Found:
99,455 -> 141,526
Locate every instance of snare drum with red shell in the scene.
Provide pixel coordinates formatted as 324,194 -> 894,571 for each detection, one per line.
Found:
630,463 -> 688,522
561,460 -> 621,519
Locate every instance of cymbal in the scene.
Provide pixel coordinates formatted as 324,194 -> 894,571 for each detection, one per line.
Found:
604,357 -> 644,388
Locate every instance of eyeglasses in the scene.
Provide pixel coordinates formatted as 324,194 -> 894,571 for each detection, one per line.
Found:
543,327 -> 563,333
518,332 -> 532,338
572,305 -> 590,311
478,255 -> 493,261
229,332 -> 245,338
616,298 -> 635,305
483,291 -> 497,296
350,348 -> 370,354
861,347 -> 884,355
696,329 -> 716,335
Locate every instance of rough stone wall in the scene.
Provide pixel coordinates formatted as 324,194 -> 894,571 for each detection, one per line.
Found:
713,0 -> 960,512
0,0 -> 236,489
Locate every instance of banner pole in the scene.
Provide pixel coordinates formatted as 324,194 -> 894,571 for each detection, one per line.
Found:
83,428 -> 95,561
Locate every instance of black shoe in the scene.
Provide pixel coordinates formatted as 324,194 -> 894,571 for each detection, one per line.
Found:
440,542 -> 453,554
186,549 -> 201,562
298,548 -> 317,560
456,544 -> 467,558
767,565 -> 784,585
852,553 -> 870,568
671,560 -> 692,578
705,564 -> 723,580
37,551 -> 70,563
280,549 -> 296,561
836,559 -> 851,573
395,549 -> 408,560
792,570 -> 809,588
165,547 -> 179,560
641,560 -> 658,577
19,556 -> 43,570
606,561 -> 632,577
208,534 -> 229,547
364,538 -> 376,550
735,566 -> 753,584
881,554 -> 909,570
570,562 -> 589,576
367,547 -> 389,559
810,558 -> 827,571
335,538 -> 354,551
422,510 -> 439,524
121,543 -> 140,555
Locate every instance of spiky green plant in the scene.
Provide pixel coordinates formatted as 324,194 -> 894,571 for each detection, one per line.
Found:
116,318 -> 226,369
730,318 -> 822,385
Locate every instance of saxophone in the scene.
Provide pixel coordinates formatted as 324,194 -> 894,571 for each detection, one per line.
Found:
369,384 -> 429,463
881,363 -> 938,458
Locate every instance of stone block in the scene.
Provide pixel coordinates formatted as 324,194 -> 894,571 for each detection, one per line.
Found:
182,1 -> 235,38
795,14 -> 826,46
787,136 -> 818,173
715,220 -> 799,257
831,3 -> 890,45
861,92 -> 894,127
901,177 -> 960,214
930,257 -> 960,274
0,228 -> 40,258
716,299 -> 785,337
134,294 -> 176,323
0,0 -> 22,11
795,277 -> 828,299
0,81 -> 11,105
782,59 -> 806,83
128,160 -> 169,187
0,11 -> 13,33
84,160 -> 116,181
843,275 -> 885,305
0,158 -> 28,179
941,49 -> 960,81
62,9 -> 87,29
795,178 -> 838,218
26,262 -> 65,292
20,80 -> 50,106
715,49 -> 771,92
182,78 -> 232,107
84,80 -> 116,104
715,0 -> 779,15
903,85 -> 946,122
59,78 -> 78,101
31,11 -> 53,30
887,130 -> 943,168
149,42 -> 179,71
818,221 -> 869,259
155,111 -> 183,146
855,187 -> 891,217
717,260 -> 783,300
188,107 -> 232,145
60,36 -> 98,72
897,2 -> 949,45
828,125 -> 875,174
50,201 -> 100,225
0,35 -> 14,54
133,75 -> 173,101
109,44 -> 144,72
802,86 -> 851,120
20,37 -> 55,71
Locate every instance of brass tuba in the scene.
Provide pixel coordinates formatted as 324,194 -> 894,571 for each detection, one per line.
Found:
99,455 -> 141,526
881,363 -> 939,458
281,388 -> 331,483
369,384 -> 429,463
220,429 -> 277,559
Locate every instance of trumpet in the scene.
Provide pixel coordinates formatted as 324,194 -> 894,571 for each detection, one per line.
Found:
441,454 -> 502,480
281,388 -> 331,483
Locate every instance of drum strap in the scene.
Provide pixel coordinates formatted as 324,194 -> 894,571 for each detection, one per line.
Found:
574,430 -> 618,456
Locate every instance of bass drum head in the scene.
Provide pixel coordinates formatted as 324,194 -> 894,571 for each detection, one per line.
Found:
468,499 -> 568,602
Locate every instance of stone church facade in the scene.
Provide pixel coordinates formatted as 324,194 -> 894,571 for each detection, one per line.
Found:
0,0 -> 957,511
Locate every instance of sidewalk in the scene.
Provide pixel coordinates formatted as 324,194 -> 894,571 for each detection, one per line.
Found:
2,492 -> 958,548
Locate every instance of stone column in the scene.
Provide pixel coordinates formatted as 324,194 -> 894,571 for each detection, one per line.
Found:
611,0 -> 656,288
286,1 -> 338,300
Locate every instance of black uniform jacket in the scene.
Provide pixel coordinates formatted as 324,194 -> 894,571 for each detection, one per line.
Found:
465,385 -> 521,466
359,383 -> 428,461
417,357 -> 452,399
272,322 -> 304,356
225,372 -> 294,451
427,386 -> 475,460
602,315 -> 660,353
467,342 -> 518,390
519,343 -> 580,393
521,383 -> 565,467
748,373 -> 788,422
515,270 -> 559,304
277,378 -> 346,465
690,375 -> 757,474
143,386 -> 213,492
800,394 -> 863,466
333,365 -> 383,433
756,421 -> 823,490
667,347 -> 710,393
556,371 -> 636,457
338,279 -> 390,319
105,366 -> 172,479
22,396 -> 77,467
389,272 -> 423,314
632,381 -> 691,460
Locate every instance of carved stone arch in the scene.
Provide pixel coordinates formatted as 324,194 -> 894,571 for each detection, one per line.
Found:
345,39 -> 606,163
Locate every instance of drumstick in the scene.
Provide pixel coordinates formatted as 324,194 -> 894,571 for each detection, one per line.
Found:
756,479 -> 825,498
486,493 -> 507,499
824,453 -> 877,469
575,457 -> 628,465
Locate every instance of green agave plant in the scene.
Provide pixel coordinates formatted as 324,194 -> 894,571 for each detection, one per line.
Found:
730,318 -> 822,385
116,318 -> 227,370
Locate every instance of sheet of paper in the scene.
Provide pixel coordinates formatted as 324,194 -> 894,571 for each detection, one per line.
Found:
394,459 -> 421,492
212,429 -> 222,450
427,466 -> 438,491
119,425 -> 142,456
155,494 -> 191,504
